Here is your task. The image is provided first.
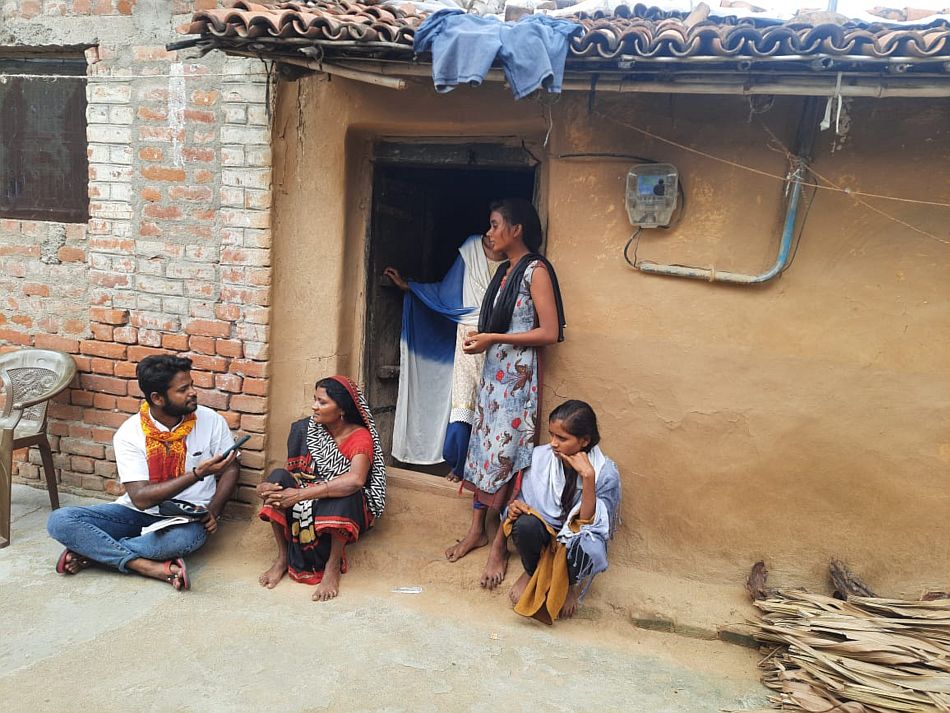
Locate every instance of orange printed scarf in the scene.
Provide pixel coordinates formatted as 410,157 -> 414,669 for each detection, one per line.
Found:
139,401 -> 197,483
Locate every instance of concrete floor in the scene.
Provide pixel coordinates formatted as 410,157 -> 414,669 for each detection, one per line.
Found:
2,485 -> 769,713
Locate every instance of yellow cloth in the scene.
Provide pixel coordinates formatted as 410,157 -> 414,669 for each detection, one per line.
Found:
503,507 -> 572,625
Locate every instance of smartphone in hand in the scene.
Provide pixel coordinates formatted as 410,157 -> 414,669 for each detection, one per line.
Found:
219,434 -> 251,460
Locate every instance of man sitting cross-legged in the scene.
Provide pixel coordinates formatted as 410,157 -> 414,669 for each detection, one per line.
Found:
47,355 -> 239,590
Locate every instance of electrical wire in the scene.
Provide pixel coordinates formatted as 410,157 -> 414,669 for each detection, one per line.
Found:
781,179 -> 819,275
594,110 -> 950,209
622,227 -> 643,269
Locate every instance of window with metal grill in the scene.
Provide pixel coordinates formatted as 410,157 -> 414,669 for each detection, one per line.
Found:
0,54 -> 89,223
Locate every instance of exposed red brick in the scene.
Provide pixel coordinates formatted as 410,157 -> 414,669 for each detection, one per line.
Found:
238,450 -> 266,469
141,187 -> 162,202
91,428 -> 115,444
50,422 -> 71,437
242,377 -> 268,396
79,374 -> 128,396
130,313 -> 178,331
229,359 -> 268,378
194,170 -> 214,184
139,222 -> 162,237
117,0 -> 134,15
50,403 -> 84,420
128,381 -> 143,398
191,370 -> 214,388
215,338 -> 243,358
222,411 -> 241,429
68,425 -> 93,439
72,355 -> 92,372
190,89 -> 219,107
89,272 -> 130,289
161,333 -> 189,351
71,456 -> 95,474
114,361 -> 138,378
127,345 -> 169,362
137,106 -> 169,122
63,319 -> 88,334
185,319 -> 231,338
93,393 -> 117,410
80,340 -> 127,359
89,307 -> 129,325
70,390 -> 95,407
90,323 -> 113,341
214,304 -> 241,321
11,315 -> 32,328
116,396 -> 141,413
189,353 -> 228,372
188,335 -> 216,355
61,438 -> 105,459
143,204 -> 182,220
0,329 -> 31,345
240,414 -> 268,432
58,246 -> 86,262
184,109 -> 215,124
191,208 -> 215,221
169,186 -> 213,202
230,394 -> 267,414
181,147 -> 215,163
195,388 -> 229,411
89,358 -> 115,375
140,165 -> 186,182
33,334 -> 79,354
215,373 -> 243,393
139,126 -> 185,142
83,409 -> 128,428
113,326 -> 138,344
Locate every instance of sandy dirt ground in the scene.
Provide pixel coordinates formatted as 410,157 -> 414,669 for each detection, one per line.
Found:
2,485 -> 769,712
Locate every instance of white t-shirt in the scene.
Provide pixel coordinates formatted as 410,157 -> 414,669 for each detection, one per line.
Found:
113,405 -> 235,514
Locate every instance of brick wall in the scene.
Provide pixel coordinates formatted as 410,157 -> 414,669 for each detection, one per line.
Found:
1,2 -> 273,515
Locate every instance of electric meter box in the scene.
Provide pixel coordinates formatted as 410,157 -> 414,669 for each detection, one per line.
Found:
625,163 -> 679,228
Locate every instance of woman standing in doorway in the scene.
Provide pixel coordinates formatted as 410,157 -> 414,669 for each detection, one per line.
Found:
445,198 -> 566,590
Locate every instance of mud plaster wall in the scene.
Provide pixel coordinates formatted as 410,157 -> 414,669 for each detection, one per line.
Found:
270,75 -> 950,594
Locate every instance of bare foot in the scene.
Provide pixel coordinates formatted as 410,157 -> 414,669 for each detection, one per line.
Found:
446,473 -> 461,483
127,558 -> 185,588
312,568 -> 341,601
258,556 -> 287,589
444,531 -> 488,562
62,551 -> 92,575
508,571 -> 530,606
479,548 -> 509,589
559,585 -> 581,619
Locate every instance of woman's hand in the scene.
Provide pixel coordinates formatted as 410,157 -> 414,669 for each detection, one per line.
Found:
265,488 -> 303,510
463,331 -> 495,354
382,267 -> 409,291
256,481 -> 281,500
557,451 -> 595,481
506,499 -> 530,520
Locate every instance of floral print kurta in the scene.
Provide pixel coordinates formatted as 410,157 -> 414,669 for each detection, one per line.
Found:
463,261 -> 541,494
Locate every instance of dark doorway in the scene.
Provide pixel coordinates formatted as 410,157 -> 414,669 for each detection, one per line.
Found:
365,150 -> 537,471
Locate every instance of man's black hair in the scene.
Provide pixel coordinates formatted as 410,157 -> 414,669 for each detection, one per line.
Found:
137,355 -> 194,405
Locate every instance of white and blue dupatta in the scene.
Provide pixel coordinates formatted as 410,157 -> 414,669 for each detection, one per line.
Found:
392,236 -> 495,464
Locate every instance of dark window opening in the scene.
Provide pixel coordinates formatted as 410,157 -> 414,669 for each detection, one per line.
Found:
0,54 -> 89,223
365,157 -> 537,473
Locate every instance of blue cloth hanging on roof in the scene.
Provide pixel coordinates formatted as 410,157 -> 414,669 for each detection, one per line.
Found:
413,9 -> 582,100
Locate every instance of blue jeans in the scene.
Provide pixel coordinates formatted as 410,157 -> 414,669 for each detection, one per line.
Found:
47,503 -> 207,572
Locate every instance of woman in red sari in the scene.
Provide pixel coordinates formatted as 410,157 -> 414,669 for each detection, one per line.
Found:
256,376 -> 386,600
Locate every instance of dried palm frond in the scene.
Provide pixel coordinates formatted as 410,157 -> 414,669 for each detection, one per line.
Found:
752,590 -> 950,712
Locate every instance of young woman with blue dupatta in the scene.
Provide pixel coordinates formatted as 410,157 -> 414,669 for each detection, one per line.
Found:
504,400 -> 622,624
